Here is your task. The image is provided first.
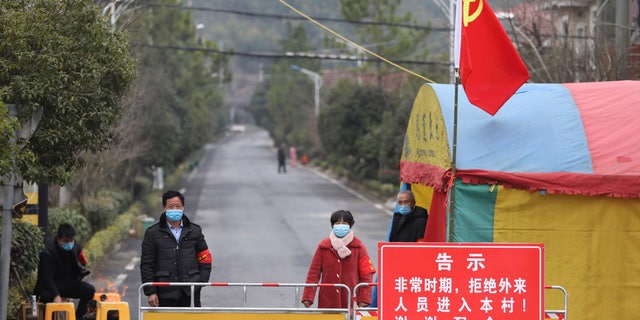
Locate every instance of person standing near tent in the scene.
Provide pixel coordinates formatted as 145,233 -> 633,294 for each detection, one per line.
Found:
389,190 -> 428,242
371,189 -> 429,307
302,210 -> 376,309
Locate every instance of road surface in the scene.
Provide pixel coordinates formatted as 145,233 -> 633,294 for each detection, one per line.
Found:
89,126 -> 394,318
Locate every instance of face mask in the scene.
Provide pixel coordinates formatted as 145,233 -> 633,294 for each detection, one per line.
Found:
333,224 -> 350,238
60,241 -> 74,251
397,205 -> 412,215
166,209 -> 183,222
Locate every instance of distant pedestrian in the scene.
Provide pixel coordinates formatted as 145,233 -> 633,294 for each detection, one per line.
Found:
277,143 -> 287,173
289,145 -> 297,167
302,210 -> 376,309
140,190 -> 212,307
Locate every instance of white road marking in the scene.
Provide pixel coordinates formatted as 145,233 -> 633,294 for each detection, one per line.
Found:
113,274 -> 127,288
125,257 -> 140,271
187,167 -> 198,182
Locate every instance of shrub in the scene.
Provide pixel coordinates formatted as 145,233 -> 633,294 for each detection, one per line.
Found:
3,220 -> 43,285
48,207 -> 91,244
380,183 -> 398,198
0,219 -> 42,320
84,211 -> 136,268
79,195 -> 119,232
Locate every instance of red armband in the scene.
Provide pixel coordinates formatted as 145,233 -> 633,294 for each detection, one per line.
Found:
359,256 -> 376,275
78,250 -> 88,266
197,249 -> 212,264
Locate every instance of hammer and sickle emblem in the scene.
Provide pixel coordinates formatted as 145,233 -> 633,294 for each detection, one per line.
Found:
463,0 -> 483,27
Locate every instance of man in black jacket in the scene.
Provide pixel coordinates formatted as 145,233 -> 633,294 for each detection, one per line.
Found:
389,190 -> 429,242
140,190 -> 212,307
372,189 -> 429,307
34,223 -> 95,320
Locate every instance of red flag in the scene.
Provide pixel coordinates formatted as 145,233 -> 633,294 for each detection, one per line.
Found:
454,0 -> 529,115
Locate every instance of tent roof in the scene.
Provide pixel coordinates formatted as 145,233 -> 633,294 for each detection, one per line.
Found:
401,81 -> 640,197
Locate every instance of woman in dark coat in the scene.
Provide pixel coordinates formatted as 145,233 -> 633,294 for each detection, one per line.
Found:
302,210 -> 376,309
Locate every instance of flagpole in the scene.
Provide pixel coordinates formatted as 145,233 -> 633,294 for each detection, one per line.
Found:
449,68 -> 460,242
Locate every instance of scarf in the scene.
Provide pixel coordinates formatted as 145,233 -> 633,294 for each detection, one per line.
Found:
329,230 -> 354,259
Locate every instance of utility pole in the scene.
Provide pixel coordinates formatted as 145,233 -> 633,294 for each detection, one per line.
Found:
615,0 -> 630,78
0,105 -> 41,320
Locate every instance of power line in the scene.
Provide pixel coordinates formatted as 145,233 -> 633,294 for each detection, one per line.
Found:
134,43 -> 451,66
142,3 -> 598,40
146,3 -> 449,32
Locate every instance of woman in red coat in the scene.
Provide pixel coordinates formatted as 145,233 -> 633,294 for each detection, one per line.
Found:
302,210 -> 376,309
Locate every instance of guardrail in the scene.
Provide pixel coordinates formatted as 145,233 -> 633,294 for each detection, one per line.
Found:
544,285 -> 568,320
138,282 -> 568,320
138,282 -> 351,320
352,282 -> 377,320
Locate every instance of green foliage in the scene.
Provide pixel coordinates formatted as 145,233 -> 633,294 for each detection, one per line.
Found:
318,80 -> 414,186
0,219 -> 43,285
7,285 -> 24,320
249,23 -> 322,152
338,0 -> 431,73
78,189 -> 131,232
0,102 -> 22,177
0,220 -> 41,320
319,80 -> 388,158
84,211 -> 135,268
0,0 -> 137,185
48,207 -> 91,244
6,272 -> 38,320
127,1 -> 228,170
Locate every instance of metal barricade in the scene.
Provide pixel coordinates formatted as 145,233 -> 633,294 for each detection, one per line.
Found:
138,282 -> 351,320
352,283 -> 377,320
353,283 -> 567,320
544,285 -> 568,320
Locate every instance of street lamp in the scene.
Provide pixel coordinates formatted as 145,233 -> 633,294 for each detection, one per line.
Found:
291,65 -> 323,116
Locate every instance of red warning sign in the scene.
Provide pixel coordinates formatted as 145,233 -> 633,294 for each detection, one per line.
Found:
379,243 -> 544,320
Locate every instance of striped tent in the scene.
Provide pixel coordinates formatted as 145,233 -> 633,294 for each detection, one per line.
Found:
400,81 -> 640,320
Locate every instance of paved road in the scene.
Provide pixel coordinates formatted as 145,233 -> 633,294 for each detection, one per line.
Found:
89,126 -> 393,318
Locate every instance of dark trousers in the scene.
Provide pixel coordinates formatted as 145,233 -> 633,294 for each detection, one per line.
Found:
159,289 -> 201,307
278,161 -> 286,173
39,279 -> 95,319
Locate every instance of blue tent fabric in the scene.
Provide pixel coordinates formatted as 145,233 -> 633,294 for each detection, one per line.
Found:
428,83 -> 593,173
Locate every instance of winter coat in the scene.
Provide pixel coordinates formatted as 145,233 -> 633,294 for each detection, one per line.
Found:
389,206 -> 428,242
33,236 -> 90,298
140,212 -> 212,300
302,235 -> 376,308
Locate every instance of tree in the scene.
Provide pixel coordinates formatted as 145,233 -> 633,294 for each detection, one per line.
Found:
122,0 -> 228,171
0,0 -> 137,185
338,0 -> 431,76
253,23 -> 322,152
506,0 -> 640,82
67,0 -> 230,200
318,80 -> 391,178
